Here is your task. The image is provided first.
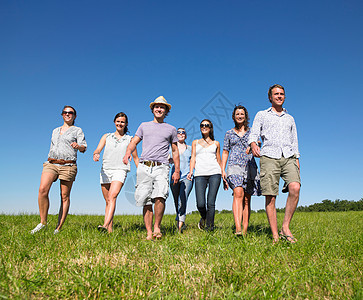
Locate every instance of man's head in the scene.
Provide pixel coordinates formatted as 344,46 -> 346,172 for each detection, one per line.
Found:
268,84 -> 285,107
149,96 -> 171,117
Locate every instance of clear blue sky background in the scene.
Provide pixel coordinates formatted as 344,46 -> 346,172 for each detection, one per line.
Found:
1,0 -> 362,215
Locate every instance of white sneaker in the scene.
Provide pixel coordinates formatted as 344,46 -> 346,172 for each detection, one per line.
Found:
53,229 -> 60,235
31,223 -> 46,234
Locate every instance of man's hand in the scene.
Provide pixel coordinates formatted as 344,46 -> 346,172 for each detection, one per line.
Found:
172,171 -> 180,184
251,142 -> 261,158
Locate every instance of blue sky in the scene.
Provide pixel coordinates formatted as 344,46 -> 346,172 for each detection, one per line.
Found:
1,0 -> 362,215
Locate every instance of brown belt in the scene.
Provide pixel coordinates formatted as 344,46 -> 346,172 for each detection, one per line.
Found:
141,160 -> 163,167
48,158 -> 76,165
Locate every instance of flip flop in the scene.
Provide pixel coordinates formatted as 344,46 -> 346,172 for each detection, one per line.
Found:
279,231 -> 297,243
153,232 -> 162,240
97,225 -> 108,233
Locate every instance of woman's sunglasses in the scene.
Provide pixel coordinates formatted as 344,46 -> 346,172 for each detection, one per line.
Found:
177,130 -> 186,134
200,123 -> 211,128
62,111 -> 75,115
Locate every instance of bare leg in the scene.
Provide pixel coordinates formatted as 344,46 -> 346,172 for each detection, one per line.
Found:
153,197 -> 165,235
178,221 -> 184,232
143,204 -> 153,240
101,183 -> 110,228
232,187 -> 244,233
281,182 -> 300,241
265,195 -> 279,242
38,172 -> 58,224
56,180 -> 73,231
102,181 -> 123,232
242,193 -> 251,235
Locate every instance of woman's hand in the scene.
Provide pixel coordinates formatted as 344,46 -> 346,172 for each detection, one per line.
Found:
93,153 -> 100,162
71,142 -> 80,150
222,175 -> 229,191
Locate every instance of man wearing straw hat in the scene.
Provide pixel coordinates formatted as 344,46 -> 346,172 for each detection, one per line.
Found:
123,96 -> 180,240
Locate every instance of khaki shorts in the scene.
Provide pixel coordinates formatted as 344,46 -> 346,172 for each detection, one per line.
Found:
42,162 -> 77,182
134,163 -> 170,207
260,156 -> 300,196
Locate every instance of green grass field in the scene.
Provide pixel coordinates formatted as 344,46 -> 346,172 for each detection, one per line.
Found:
0,211 -> 361,299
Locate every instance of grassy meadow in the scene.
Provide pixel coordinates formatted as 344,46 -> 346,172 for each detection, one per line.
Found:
0,211 -> 361,299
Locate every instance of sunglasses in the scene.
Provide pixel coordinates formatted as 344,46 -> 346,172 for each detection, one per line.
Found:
62,111 -> 75,115
177,130 -> 186,134
200,123 -> 211,128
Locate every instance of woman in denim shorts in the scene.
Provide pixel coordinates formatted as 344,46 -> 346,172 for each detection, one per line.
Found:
31,105 -> 87,235
93,112 -> 139,233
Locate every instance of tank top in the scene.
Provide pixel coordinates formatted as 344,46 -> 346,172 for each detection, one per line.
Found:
194,142 -> 222,176
102,133 -> 132,171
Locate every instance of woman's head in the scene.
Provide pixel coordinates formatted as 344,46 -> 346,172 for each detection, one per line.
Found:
61,105 -> 77,125
200,119 -> 214,140
113,112 -> 129,134
232,105 -> 249,130
177,128 -> 187,142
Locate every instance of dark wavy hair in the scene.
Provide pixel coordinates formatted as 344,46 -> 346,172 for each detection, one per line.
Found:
232,105 -> 249,131
62,105 -> 77,125
200,119 -> 215,141
268,84 -> 285,102
113,112 -> 129,134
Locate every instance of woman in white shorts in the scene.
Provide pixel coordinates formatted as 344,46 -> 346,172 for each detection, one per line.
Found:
93,112 -> 139,233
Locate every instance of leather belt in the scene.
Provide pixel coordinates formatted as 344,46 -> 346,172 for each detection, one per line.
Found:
48,158 -> 76,165
141,160 -> 163,167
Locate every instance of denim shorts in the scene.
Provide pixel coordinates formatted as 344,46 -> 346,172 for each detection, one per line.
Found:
134,163 -> 170,206
100,168 -> 128,184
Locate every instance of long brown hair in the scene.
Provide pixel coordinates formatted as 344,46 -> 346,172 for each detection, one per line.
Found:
232,105 -> 249,131
200,119 -> 215,141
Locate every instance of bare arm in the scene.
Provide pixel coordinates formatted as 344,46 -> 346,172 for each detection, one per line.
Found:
187,140 -> 197,181
221,149 -> 229,179
171,142 -> 180,184
131,145 -> 139,168
123,136 -> 141,165
93,134 -> 107,162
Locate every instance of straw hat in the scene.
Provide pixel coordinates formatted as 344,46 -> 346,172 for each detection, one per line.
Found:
149,96 -> 172,110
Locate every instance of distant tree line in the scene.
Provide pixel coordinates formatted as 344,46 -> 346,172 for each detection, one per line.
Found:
273,198 -> 363,213
191,198 -> 363,214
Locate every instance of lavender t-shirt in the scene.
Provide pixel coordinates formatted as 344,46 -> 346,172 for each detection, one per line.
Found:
135,121 -> 178,164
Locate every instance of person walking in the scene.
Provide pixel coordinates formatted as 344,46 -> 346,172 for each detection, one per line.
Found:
123,96 -> 180,240
187,119 -> 222,232
31,105 -> 87,235
222,105 -> 261,236
93,112 -> 139,233
170,128 -> 193,233
249,84 -> 301,243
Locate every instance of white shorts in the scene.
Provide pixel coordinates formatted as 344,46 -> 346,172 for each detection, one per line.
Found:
134,163 -> 170,207
100,168 -> 128,184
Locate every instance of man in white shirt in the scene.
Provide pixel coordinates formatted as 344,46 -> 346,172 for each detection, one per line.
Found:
249,84 -> 301,243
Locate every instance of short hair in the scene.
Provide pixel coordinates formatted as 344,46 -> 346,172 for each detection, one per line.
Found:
200,119 -> 215,141
62,105 -> 77,125
150,104 -> 170,117
268,84 -> 285,102
232,105 -> 249,131
113,112 -> 129,134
